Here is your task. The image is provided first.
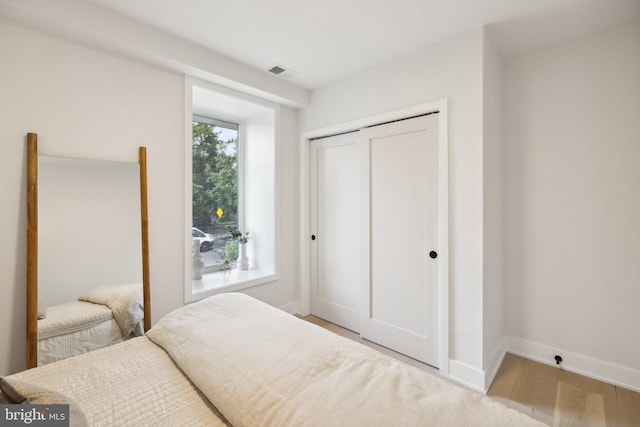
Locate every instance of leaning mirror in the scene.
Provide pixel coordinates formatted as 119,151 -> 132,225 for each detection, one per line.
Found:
26,133 -> 150,368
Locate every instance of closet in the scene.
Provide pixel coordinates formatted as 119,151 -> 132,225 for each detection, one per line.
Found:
310,113 -> 441,367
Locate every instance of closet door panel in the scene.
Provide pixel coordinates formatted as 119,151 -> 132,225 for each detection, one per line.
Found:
310,133 -> 360,331
360,114 -> 440,367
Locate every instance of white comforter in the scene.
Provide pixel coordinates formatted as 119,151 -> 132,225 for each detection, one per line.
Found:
147,293 -> 545,427
38,301 -> 114,340
79,283 -> 144,337
11,337 -> 229,427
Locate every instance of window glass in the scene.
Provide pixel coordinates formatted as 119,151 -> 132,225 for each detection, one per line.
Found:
192,115 -> 239,270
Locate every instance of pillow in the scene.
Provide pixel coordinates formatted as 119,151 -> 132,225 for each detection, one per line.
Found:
0,377 -> 89,427
0,377 -> 29,404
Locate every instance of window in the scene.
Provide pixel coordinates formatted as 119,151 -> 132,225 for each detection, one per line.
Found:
185,79 -> 278,303
192,115 -> 239,272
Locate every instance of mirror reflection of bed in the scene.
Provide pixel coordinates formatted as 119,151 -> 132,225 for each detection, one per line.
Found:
26,133 -> 150,368
37,283 -> 144,366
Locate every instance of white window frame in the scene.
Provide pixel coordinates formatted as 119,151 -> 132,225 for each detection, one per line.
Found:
184,77 -> 279,303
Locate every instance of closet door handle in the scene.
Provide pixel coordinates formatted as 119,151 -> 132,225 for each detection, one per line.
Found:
311,235 -> 316,241
429,251 -> 438,259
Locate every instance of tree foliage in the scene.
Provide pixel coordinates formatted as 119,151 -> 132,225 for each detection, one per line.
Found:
192,122 -> 238,228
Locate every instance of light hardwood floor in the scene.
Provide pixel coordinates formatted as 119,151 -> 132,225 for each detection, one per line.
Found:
488,352 -> 640,427
300,315 -> 640,427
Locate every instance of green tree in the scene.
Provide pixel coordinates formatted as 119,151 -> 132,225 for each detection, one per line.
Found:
192,122 -> 238,228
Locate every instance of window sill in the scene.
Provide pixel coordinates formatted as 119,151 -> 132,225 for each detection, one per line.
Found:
187,268 -> 277,303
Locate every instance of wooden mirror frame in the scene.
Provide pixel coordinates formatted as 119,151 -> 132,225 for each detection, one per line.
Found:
26,132 -> 151,369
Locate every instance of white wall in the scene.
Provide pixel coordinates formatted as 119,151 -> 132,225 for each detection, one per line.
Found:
503,23 -> 640,389
300,29 -> 486,386
0,20 -> 300,375
482,30 -> 505,385
243,105 -> 300,309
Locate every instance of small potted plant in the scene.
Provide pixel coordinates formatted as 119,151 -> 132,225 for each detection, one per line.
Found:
227,226 -> 250,270
219,241 -> 237,274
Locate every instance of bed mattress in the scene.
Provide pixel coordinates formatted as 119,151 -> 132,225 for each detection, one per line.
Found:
38,301 -> 125,365
39,301 -> 114,339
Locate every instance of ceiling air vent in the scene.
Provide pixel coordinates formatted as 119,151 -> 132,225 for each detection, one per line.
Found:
268,65 -> 287,75
267,64 -> 297,81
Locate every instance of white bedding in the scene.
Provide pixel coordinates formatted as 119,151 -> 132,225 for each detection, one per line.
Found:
38,301 -> 125,365
147,293 -> 545,427
13,293 -> 546,426
38,301 -> 114,339
38,320 -> 124,366
12,337 -> 229,427
79,282 -> 144,337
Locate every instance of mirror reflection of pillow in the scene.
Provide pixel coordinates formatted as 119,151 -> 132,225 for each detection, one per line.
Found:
0,377 -> 89,427
78,283 -> 143,336
130,293 -> 145,337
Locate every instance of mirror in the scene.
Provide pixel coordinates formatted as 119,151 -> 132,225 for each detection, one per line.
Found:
26,133 -> 150,368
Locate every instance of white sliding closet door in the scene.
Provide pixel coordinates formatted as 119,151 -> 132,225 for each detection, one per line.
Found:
359,114 -> 440,367
310,132 -> 360,331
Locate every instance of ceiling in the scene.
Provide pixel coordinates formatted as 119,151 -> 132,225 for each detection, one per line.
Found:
85,0 -> 639,89
3,0 -> 639,90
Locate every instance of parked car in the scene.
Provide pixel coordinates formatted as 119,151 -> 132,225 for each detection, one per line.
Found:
192,227 -> 214,251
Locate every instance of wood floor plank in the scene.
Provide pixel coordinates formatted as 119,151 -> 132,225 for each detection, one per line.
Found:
488,352 -> 523,399
553,382 -> 605,427
559,370 -> 609,395
299,315 -> 330,327
602,391 -> 624,427
324,322 -> 359,339
492,396 -> 536,418
510,358 -> 560,416
615,386 -> 640,427
558,370 -> 629,427
584,392 -> 607,427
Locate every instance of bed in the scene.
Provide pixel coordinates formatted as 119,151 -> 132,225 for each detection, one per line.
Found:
6,293 -> 545,426
36,283 -> 144,365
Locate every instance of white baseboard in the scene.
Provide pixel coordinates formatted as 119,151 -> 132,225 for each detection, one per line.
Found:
446,336 -> 507,394
448,359 -> 486,393
507,336 -> 640,393
447,347 -> 507,393
278,300 -> 300,315
484,338 -> 508,391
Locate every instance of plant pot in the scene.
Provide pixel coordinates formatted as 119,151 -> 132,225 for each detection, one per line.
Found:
237,243 -> 249,270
